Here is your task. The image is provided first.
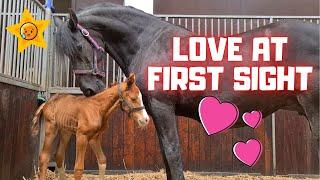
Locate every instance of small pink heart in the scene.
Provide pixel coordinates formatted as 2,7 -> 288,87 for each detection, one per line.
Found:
233,139 -> 262,167
198,97 -> 239,135
242,111 -> 262,128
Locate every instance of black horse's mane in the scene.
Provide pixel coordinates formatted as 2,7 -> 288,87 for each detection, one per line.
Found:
55,2 -> 156,60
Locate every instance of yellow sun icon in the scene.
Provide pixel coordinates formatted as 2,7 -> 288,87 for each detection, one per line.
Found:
6,8 -> 50,52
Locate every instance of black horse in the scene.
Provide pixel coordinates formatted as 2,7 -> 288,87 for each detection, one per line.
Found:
55,3 -> 319,179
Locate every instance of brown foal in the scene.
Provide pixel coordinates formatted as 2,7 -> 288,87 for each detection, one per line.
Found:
31,74 -> 149,180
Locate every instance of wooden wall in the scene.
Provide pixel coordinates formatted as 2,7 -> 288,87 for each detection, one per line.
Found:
275,110 -> 319,174
63,109 -> 318,175
0,82 -> 39,180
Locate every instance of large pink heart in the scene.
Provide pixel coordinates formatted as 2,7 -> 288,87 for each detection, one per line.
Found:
233,139 -> 263,167
242,110 -> 263,128
198,96 -> 239,135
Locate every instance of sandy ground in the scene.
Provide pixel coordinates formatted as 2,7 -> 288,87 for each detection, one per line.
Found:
31,169 -> 319,180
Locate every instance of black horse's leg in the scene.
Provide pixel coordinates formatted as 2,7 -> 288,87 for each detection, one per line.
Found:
297,93 -> 319,163
149,98 -> 184,180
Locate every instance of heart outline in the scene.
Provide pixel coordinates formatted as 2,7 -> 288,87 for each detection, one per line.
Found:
198,96 -> 239,135
233,138 -> 263,167
242,110 -> 263,129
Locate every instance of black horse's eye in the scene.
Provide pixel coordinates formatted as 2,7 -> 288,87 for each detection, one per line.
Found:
76,44 -> 82,51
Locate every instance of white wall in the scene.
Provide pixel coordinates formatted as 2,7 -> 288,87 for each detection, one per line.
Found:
124,0 -> 154,14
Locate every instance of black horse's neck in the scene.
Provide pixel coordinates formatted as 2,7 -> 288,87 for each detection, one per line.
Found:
77,5 -> 169,76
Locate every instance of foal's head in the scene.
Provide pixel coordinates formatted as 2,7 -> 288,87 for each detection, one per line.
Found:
119,74 -> 149,127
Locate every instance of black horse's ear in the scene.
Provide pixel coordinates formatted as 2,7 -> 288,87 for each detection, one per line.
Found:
127,73 -> 136,88
53,17 -> 63,27
68,8 -> 78,31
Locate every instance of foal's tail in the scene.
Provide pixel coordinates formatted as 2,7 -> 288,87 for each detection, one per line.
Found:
31,102 -> 46,136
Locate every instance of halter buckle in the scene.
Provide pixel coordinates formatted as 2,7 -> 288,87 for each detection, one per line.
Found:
81,29 -> 90,37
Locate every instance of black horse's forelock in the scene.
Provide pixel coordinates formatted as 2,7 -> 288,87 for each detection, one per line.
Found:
55,23 -> 79,60
54,2 -> 135,60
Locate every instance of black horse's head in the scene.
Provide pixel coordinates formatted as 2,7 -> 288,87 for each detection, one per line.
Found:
55,9 -> 106,96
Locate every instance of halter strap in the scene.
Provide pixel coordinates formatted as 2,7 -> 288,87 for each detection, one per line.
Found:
73,24 -> 106,77
77,24 -> 105,51
118,84 -> 145,117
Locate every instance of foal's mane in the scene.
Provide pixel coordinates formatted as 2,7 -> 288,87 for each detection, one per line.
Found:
108,82 -> 119,88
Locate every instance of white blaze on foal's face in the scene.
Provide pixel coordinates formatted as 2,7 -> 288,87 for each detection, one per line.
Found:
123,74 -> 150,127
139,91 -> 149,121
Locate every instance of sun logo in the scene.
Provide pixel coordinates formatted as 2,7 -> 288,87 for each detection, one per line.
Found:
6,9 -> 50,52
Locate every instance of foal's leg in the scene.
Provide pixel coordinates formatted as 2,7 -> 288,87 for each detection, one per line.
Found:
89,135 -> 106,179
74,133 -> 88,180
39,121 -> 58,180
55,130 -> 72,180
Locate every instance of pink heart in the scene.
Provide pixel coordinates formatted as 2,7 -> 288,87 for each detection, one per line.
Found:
198,97 -> 239,135
242,111 -> 262,128
233,139 -> 263,167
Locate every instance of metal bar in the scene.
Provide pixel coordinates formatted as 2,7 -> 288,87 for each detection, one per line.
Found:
29,1 -> 35,82
217,18 -> 220,36
244,19 -> 246,32
112,59 -> 115,83
66,59 -> 70,87
230,18 -> 233,35
272,113 -> 276,175
5,0 -> 13,75
185,18 -> 187,29
106,54 -> 109,86
224,18 -> 226,36
237,19 -> 240,34
0,0 -> 8,73
191,18 -> 194,32
41,4 -> 51,88
211,18 -> 213,36
10,0 -> 18,77
198,18 -> 201,35
204,18 -> 207,36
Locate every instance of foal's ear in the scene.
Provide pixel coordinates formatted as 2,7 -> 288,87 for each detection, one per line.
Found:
127,73 -> 136,88
68,8 -> 78,32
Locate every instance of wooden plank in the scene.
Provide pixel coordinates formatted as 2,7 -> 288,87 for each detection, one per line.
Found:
153,124 -> 164,170
263,116 -> 273,175
103,109 -> 114,170
133,115 -> 146,169
188,119 -> 200,171
275,111 -> 285,174
1,87 -> 12,179
0,83 -> 39,179
220,129 -> 233,172
123,113 -> 135,169
144,118 -> 157,170
177,116 -> 189,170
209,131 -> 222,172
112,110 -> 124,169
252,119 -> 266,174
199,120 -> 211,171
